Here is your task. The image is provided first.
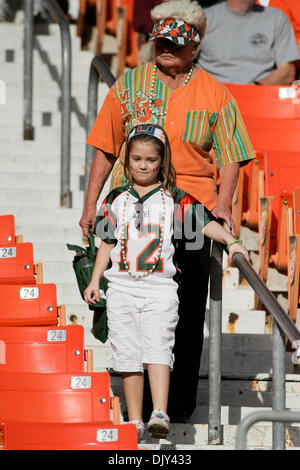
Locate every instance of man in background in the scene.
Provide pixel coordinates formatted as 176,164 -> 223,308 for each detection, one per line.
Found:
196,0 -> 299,84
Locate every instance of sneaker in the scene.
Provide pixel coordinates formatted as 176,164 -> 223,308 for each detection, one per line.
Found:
128,419 -> 146,443
148,409 -> 170,439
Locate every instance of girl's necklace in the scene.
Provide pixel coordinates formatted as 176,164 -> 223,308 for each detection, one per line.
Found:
148,63 -> 195,119
120,184 -> 166,279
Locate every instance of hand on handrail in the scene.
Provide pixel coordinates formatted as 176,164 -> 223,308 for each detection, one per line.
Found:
228,242 -> 249,264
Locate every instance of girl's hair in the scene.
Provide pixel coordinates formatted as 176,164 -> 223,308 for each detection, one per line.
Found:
123,124 -> 176,192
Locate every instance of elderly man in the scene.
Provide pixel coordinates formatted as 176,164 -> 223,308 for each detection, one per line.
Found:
196,0 -> 300,84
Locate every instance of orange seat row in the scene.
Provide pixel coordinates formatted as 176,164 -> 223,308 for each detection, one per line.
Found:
227,83 -> 300,327
1,420 -> 136,450
77,0 -> 139,75
0,214 -> 137,450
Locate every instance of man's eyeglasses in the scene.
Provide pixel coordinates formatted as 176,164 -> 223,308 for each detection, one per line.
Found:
134,199 -> 144,231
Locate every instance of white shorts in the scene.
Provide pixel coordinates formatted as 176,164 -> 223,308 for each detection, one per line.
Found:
106,287 -> 179,373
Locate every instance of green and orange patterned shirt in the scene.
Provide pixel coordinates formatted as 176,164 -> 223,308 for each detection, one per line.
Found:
87,63 -> 255,210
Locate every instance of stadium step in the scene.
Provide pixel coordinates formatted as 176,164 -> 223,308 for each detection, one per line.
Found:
0,172 -> 82,191
135,421 -> 300,449
0,140 -> 86,158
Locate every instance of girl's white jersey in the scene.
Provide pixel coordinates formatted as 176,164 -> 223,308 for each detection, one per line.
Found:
94,185 -> 215,299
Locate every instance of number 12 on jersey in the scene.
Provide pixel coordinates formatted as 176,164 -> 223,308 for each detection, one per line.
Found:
119,224 -> 164,273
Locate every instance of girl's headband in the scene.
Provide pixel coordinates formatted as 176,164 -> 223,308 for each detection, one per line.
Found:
128,125 -> 166,145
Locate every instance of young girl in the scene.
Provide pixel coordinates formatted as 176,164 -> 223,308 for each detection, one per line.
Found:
84,124 -> 249,443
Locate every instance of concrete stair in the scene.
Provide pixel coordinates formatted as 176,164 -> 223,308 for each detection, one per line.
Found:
1,18 -> 300,451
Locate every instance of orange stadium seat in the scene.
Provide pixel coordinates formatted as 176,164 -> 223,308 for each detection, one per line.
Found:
288,235 -> 300,324
269,190 -> 293,273
293,187 -> 300,235
0,242 -> 43,284
257,193 -> 274,310
288,188 -> 300,324
263,151 -> 300,255
225,83 -> 300,119
241,152 -> 266,231
106,0 -> 118,35
232,113 -> 300,241
241,116 -> 300,153
0,324 -> 92,373
115,2 -> 139,75
232,152 -> 265,238
1,420 -> 137,450
232,115 -> 300,236
0,372 -> 112,424
232,165 -> 244,239
116,2 -> 127,76
249,128 -> 300,153
121,0 -> 139,68
0,283 -> 64,326
256,153 -> 300,307
0,215 -> 20,245
243,115 -> 300,132
77,0 -> 107,54
77,0 -> 139,73
225,83 -> 297,101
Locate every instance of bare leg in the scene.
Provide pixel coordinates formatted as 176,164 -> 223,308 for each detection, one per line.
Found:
148,364 -> 170,412
122,372 -> 144,421
147,364 -> 171,438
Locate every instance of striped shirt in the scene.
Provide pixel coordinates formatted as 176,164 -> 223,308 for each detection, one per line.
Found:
87,63 -> 255,210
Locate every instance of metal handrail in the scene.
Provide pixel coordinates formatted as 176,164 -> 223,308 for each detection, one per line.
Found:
208,247 -> 300,449
232,251 -> 300,450
24,0 -> 34,140
232,252 -> 300,349
44,0 -> 72,208
23,0 -> 72,207
83,56 -> 115,196
208,242 -> 223,445
235,410 -> 300,450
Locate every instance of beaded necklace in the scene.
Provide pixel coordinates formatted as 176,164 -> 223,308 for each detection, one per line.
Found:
148,63 -> 195,119
120,184 -> 166,279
